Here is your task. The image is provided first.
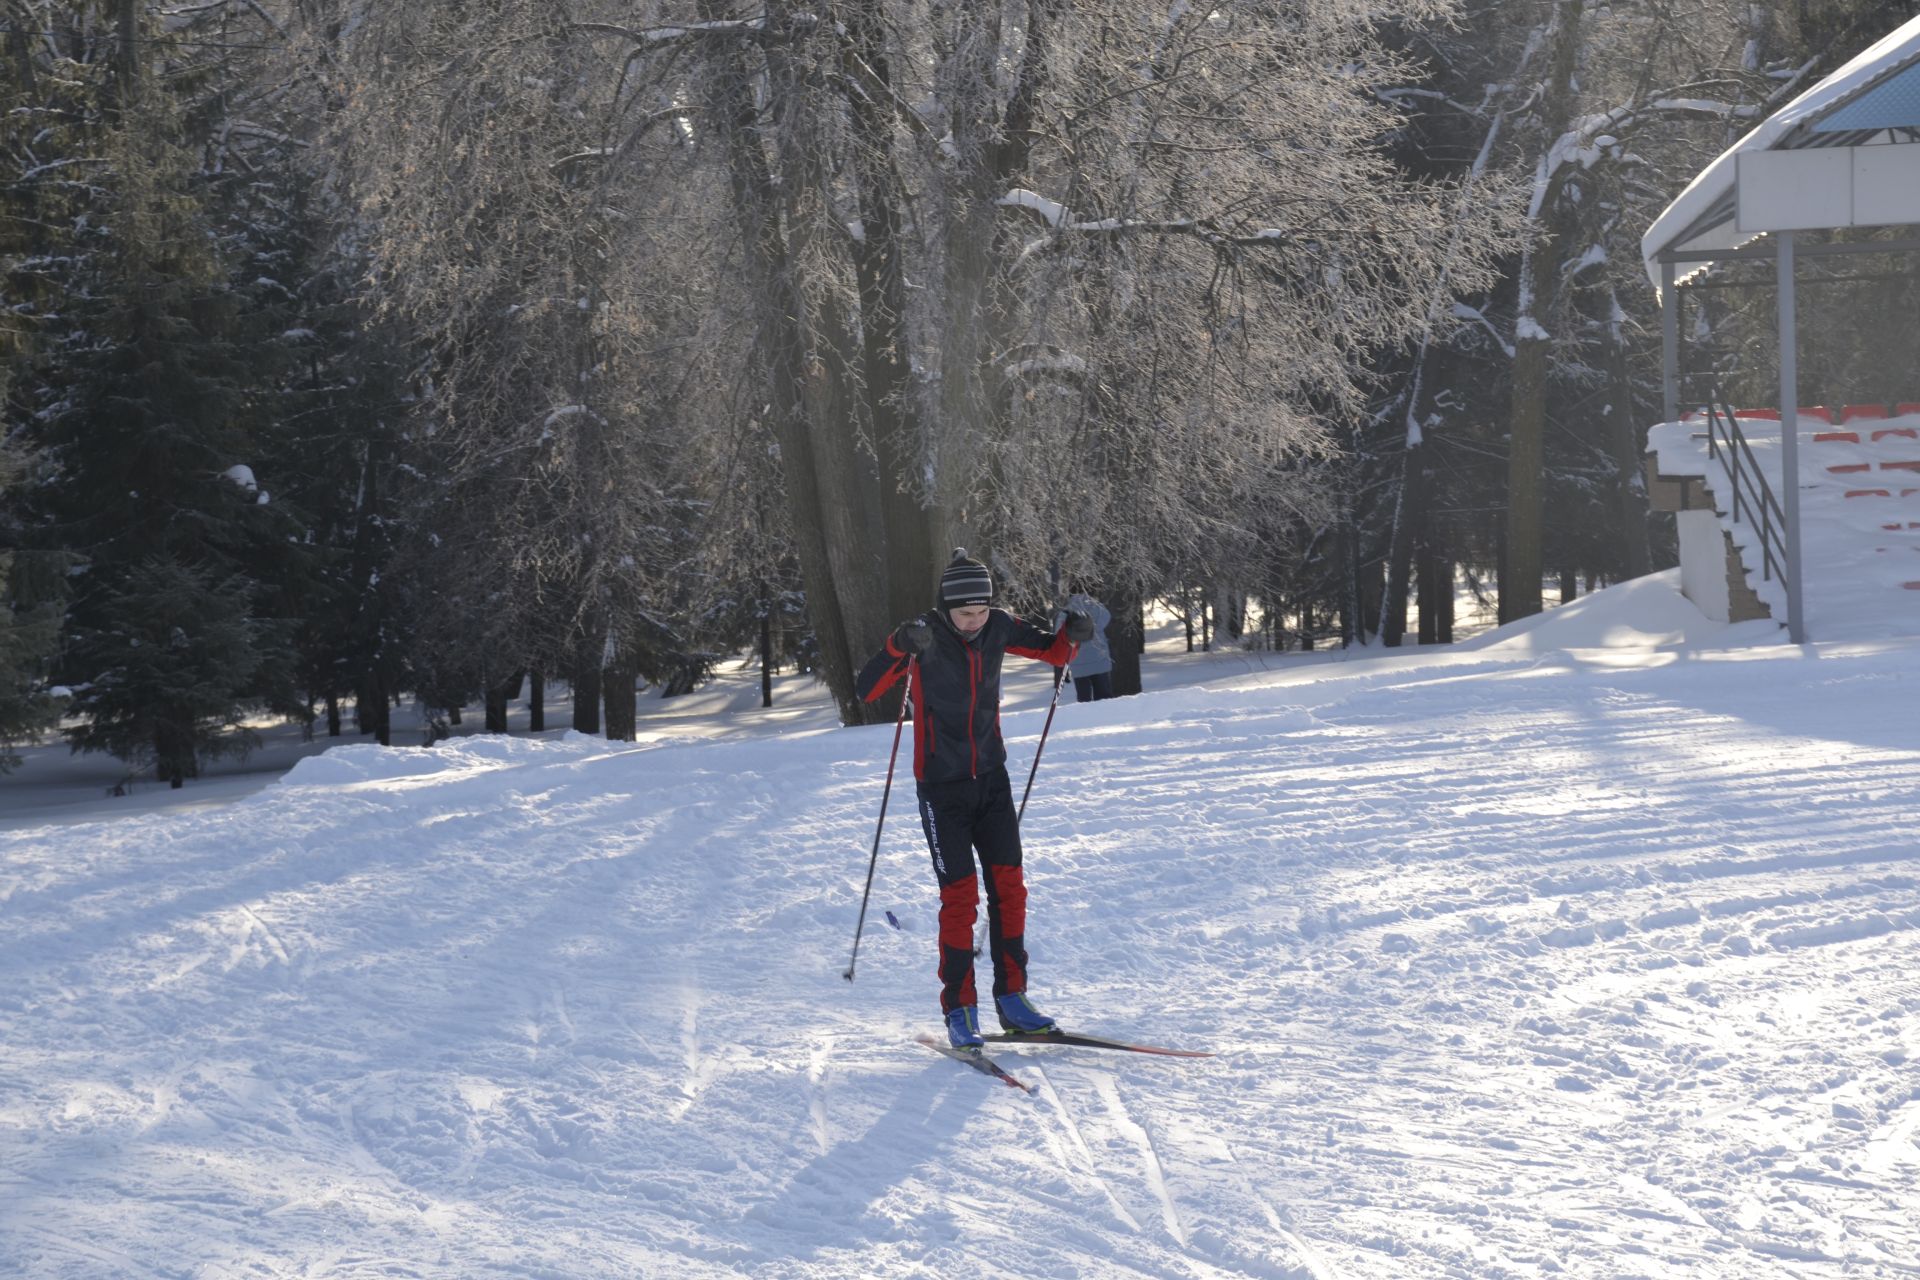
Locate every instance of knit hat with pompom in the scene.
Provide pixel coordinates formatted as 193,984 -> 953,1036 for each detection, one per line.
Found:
939,549 -> 994,608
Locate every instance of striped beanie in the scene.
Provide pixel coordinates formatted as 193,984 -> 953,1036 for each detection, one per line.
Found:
939,549 -> 994,608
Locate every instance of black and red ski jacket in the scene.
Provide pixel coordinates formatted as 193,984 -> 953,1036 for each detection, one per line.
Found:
856,608 -> 1075,783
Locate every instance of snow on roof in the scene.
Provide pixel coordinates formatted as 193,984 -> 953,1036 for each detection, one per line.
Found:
1641,13 -> 1920,295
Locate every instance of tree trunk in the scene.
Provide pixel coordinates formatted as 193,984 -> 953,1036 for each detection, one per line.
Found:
1418,537 -> 1454,646
484,668 -> 521,733
1492,505 -> 1506,621
927,0 -> 1062,554
1343,515 -> 1383,645
325,690 -> 341,737
705,12 -> 864,724
1505,332 -> 1551,623
1417,547 -> 1438,646
572,621 -> 604,735
529,670 -> 545,732
842,2 -> 937,632
603,660 -> 637,742
356,673 -> 390,746
766,27 -> 892,721
761,614 -> 774,709
1108,587 -> 1144,696
154,720 -> 190,788
1604,298 -> 1654,579
572,668 -> 601,735
1502,0 -> 1584,625
111,0 -> 139,110
1383,448 -> 1426,647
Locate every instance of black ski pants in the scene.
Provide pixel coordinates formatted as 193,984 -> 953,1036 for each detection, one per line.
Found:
916,766 -> 1029,1015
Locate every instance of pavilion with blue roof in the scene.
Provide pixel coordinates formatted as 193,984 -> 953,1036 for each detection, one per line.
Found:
1642,14 -> 1920,642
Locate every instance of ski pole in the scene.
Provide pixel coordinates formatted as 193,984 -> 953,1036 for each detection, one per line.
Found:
1018,654 -> 1073,824
844,665 -> 913,982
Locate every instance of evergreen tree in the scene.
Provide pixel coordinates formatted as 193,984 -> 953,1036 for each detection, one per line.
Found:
17,11 -> 300,782
1,4 -> 99,770
0,417 -> 64,774
62,559 -> 278,786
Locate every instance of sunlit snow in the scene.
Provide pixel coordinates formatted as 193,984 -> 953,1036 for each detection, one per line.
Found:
3,576 -> 1917,1278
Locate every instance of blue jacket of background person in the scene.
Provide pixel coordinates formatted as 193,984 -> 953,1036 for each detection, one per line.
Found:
1064,593 -> 1112,677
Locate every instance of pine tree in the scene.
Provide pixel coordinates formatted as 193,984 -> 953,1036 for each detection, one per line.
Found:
0,4 -> 93,771
0,417 -> 64,774
62,560 -> 279,786
18,10 -> 299,783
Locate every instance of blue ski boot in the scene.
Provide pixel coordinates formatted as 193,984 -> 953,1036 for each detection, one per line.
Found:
945,1005 -> 985,1049
996,993 -> 1059,1035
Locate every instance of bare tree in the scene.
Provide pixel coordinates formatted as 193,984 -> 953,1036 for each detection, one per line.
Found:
635,1 -> 1516,705
313,1 -> 1526,715
319,0 -> 727,734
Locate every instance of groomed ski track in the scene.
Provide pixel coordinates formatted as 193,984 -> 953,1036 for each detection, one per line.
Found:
3,573 -> 1918,1278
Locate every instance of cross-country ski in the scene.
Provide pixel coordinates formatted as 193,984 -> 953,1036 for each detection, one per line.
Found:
913,1035 -> 1032,1092
983,1029 -> 1213,1058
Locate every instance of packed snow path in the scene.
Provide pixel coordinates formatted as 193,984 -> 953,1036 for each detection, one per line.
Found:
4,581 -> 1918,1277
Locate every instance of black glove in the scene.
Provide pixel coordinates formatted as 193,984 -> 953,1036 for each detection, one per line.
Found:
1063,609 -> 1096,644
892,619 -> 933,655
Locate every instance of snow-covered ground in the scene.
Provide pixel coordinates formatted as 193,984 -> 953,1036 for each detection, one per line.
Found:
5,571 -> 1919,1279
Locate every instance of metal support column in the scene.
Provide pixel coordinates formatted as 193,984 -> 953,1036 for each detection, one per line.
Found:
1777,232 -> 1807,644
1661,260 -> 1680,424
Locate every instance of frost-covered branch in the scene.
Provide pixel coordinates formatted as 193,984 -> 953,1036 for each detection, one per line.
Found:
1450,302 -> 1516,359
10,157 -> 111,185
997,345 -> 1088,384
576,15 -> 816,50
997,188 -> 1300,251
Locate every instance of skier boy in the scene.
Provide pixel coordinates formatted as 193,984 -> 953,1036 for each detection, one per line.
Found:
856,550 -> 1097,1049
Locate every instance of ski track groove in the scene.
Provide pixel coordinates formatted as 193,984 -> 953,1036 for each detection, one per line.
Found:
1031,1065 -> 1145,1233
1089,1071 -> 1187,1250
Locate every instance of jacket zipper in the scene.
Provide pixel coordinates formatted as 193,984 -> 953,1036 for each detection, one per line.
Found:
968,645 -> 980,776
921,666 -> 934,766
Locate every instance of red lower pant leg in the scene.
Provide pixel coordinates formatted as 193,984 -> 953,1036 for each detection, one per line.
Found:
985,863 -> 1028,996
936,878 -> 979,1012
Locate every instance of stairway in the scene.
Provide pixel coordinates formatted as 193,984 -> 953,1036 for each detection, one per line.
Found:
1645,404 -> 1920,641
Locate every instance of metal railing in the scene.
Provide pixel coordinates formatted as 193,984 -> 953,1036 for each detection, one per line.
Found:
1700,393 -> 1789,585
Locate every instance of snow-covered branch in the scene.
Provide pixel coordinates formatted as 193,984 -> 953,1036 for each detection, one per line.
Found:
549,147 -> 617,176
997,345 -> 1088,384
576,15 -> 816,50
996,188 -> 1067,228
12,157 -> 110,184
1450,302 -> 1516,359
836,49 -> 937,143
997,189 -> 1296,252
1536,90 -> 1765,201
1374,86 -> 1490,119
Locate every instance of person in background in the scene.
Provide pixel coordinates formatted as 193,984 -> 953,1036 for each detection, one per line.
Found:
855,550 -> 1096,1050
1064,590 -> 1113,702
